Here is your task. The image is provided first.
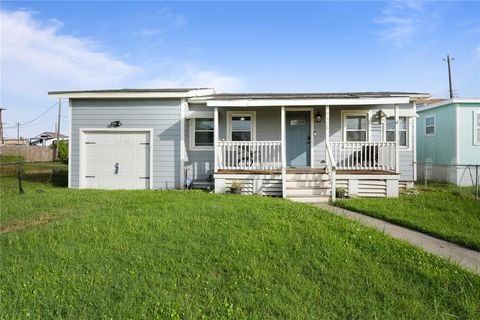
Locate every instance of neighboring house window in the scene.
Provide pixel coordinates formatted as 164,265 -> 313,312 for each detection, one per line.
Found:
227,112 -> 256,141
386,117 -> 408,147
344,114 -> 368,141
475,111 -> 480,145
425,115 -> 436,136
190,118 -> 214,150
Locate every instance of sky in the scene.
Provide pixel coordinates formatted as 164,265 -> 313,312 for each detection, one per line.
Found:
1,1 -> 479,138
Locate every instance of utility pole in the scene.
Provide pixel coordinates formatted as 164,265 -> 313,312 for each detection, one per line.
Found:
56,98 -> 62,160
0,107 -> 5,144
443,54 -> 455,98
16,122 -> 20,144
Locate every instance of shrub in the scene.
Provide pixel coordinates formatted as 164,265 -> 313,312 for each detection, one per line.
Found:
51,141 -> 69,161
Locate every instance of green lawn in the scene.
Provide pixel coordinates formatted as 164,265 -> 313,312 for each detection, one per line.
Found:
1,175 -> 479,319
334,183 -> 480,251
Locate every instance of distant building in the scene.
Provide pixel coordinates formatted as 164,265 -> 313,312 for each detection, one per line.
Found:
417,98 -> 480,186
29,131 -> 69,146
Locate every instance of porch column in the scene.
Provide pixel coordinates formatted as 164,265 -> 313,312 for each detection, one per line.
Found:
281,106 -> 286,198
394,104 -> 400,174
325,105 -> 330,168
214,107 -> 219,173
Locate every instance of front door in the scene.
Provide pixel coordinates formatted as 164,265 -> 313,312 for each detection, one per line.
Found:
286,111 -> 311,167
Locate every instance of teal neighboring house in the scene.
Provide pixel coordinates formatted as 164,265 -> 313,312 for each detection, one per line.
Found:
417,98 -> 480,186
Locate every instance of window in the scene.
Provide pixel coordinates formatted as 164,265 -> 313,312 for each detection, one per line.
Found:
227,112 -> 256,141
475,111 -> 480,145
425,115 -> 436,136
344,114 -> 368,141
190,118 -> 214,150
386,117 -> 408,147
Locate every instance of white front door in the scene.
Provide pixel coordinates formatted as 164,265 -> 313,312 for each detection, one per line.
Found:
83,131 -> 150,189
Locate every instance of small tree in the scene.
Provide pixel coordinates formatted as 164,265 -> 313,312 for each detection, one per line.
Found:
52,141 -> 69,161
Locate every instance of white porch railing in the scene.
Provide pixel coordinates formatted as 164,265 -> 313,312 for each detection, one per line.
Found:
216,141 -> 282,170
327,142 -> 397,171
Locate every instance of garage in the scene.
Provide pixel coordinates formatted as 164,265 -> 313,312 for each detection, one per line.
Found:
81,130 -> 152,189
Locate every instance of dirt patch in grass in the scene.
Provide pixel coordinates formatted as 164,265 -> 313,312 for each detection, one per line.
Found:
0,208 -> 71,234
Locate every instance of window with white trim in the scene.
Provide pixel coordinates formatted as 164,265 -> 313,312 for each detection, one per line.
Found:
227,112 -> 256,141
425,115 -> 436,136
386,116 -> 408,147
344,114 -> 368,141
190,118 -> 214,150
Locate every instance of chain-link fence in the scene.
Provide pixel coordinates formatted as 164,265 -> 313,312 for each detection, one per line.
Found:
0,161 -> 68,193
418,161 -> 479,199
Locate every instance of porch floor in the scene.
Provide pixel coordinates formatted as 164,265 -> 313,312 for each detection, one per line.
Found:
216,168 -> 398,175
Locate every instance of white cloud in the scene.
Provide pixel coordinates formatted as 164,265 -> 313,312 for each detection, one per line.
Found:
0,9 -> 242,136
145,67 -> 243,93
0,10 -> 139,98
375,0 -> 426,48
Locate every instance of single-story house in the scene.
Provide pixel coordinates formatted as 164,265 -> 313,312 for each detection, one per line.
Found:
417,98 -> 480,186
48,88 -> 429,202
29,131 -> 69,146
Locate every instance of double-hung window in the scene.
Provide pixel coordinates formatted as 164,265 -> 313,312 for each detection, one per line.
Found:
425,115 -> 436,136
344,114 -> 368,141
227,112 -> 256,141
386,117 -> 408,147
190,118 -> 214,150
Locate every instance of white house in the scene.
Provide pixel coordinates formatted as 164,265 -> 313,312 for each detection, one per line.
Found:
49,88 -> 429,202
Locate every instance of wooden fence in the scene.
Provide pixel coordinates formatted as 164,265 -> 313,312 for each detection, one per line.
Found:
0,145 -> 56,162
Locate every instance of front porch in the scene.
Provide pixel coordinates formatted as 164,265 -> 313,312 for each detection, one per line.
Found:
210,105 -> 402,201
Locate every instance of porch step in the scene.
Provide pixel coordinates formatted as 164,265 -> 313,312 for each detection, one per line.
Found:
286,195 -> 330,203
286,173 -> 330,181
286,187 -> 330,196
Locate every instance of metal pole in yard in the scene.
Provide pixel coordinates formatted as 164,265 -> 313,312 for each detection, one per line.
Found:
55,98 -> 62,161
424,161 -> 428,187
18,161 -> 24,194
476,165 -> 479,200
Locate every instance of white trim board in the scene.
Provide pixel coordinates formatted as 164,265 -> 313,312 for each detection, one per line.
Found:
79,128 -> 154,190
68,99 -> 72,188
49,88 -> 215,99
207,97 -> 411,107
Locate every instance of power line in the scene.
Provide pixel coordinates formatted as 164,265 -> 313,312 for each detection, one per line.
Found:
2,101 -> 59,129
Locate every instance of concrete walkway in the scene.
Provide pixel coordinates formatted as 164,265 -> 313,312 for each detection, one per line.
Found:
314,204 -> 480,275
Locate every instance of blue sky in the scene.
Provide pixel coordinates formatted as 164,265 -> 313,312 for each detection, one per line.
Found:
1,1 -> 479,137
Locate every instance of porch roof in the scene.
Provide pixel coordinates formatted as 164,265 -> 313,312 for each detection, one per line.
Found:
193,91 -> 430,107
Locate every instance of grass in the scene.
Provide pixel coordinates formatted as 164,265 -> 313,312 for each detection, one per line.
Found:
1,173 -> 479,319
0,154 -> 25,163
334,183 -> 480,251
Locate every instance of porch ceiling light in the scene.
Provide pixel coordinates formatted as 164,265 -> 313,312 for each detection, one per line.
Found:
315,112 -> 322,123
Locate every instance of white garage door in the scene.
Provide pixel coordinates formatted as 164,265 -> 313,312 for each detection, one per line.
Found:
83,131 -> 150,189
